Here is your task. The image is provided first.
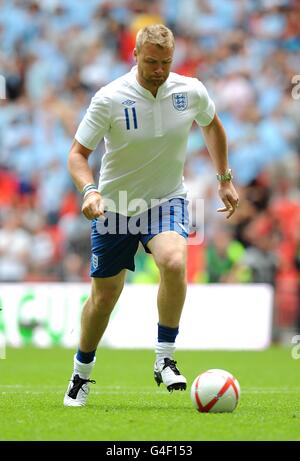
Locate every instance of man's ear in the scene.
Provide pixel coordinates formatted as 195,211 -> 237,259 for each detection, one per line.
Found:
133,48 -> 137,61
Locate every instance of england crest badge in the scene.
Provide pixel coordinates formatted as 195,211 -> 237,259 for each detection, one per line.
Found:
172,92 -> 188,111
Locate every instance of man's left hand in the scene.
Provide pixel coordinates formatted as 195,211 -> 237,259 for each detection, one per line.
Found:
217,182 -> 239,219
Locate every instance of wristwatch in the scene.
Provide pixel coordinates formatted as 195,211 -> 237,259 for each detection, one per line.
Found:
216,169 -> 233,182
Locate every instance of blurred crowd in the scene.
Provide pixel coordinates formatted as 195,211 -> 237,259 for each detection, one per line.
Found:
0,0 -> 300,331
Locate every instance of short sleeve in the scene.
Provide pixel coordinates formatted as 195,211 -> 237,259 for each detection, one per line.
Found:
75,90 -> 111,150
193,79 -> 215,127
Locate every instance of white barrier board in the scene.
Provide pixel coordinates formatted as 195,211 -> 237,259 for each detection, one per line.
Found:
0,283 -> 273,350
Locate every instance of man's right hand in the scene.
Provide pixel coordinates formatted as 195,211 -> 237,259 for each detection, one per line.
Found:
81,192 -> 104,220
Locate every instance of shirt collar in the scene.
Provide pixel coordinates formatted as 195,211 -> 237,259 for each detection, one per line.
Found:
129,65 -> 168,100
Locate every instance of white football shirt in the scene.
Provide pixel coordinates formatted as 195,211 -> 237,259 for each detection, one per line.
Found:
75,66 -> 215,215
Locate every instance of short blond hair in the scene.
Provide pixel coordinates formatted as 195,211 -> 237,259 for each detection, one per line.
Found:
135,24 -> 175,53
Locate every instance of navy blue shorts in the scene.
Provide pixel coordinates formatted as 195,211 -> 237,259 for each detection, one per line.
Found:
90,198 -> 189,278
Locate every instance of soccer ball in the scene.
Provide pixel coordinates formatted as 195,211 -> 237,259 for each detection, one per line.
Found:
190,369 -> 240,413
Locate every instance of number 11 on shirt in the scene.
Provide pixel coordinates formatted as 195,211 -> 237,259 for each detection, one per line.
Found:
124,107 -> 138,130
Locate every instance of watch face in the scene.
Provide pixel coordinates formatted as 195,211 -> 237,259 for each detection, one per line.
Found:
217,170 -> 232,181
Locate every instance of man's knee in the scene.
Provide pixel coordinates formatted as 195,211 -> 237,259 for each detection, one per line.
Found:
156,250 -> 186,277
90,278 -> 124,311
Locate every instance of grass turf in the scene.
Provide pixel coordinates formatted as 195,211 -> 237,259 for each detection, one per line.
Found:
0,346 -> 299,441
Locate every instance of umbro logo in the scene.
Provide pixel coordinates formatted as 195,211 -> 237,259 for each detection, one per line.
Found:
122,99 -> 136,106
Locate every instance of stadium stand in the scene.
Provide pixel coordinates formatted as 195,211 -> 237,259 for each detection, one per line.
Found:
0,0 -> 299,332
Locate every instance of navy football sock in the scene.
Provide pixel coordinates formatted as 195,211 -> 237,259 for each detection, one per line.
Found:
157,323 -> 179,343
76,349 -> 96,364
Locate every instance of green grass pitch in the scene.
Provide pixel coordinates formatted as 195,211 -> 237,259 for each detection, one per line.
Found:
1,346 -> 299,441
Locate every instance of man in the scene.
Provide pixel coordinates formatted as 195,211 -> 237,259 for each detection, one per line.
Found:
64,24 -> 239,407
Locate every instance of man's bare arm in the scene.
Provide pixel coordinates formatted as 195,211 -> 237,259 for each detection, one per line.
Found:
201,114 -> 239,219
201,113 -> 229,175
67,139 -> 95,192
68,139 -> 104,219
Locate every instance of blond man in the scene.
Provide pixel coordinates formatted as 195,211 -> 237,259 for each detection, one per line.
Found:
64,25 -> 239,406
